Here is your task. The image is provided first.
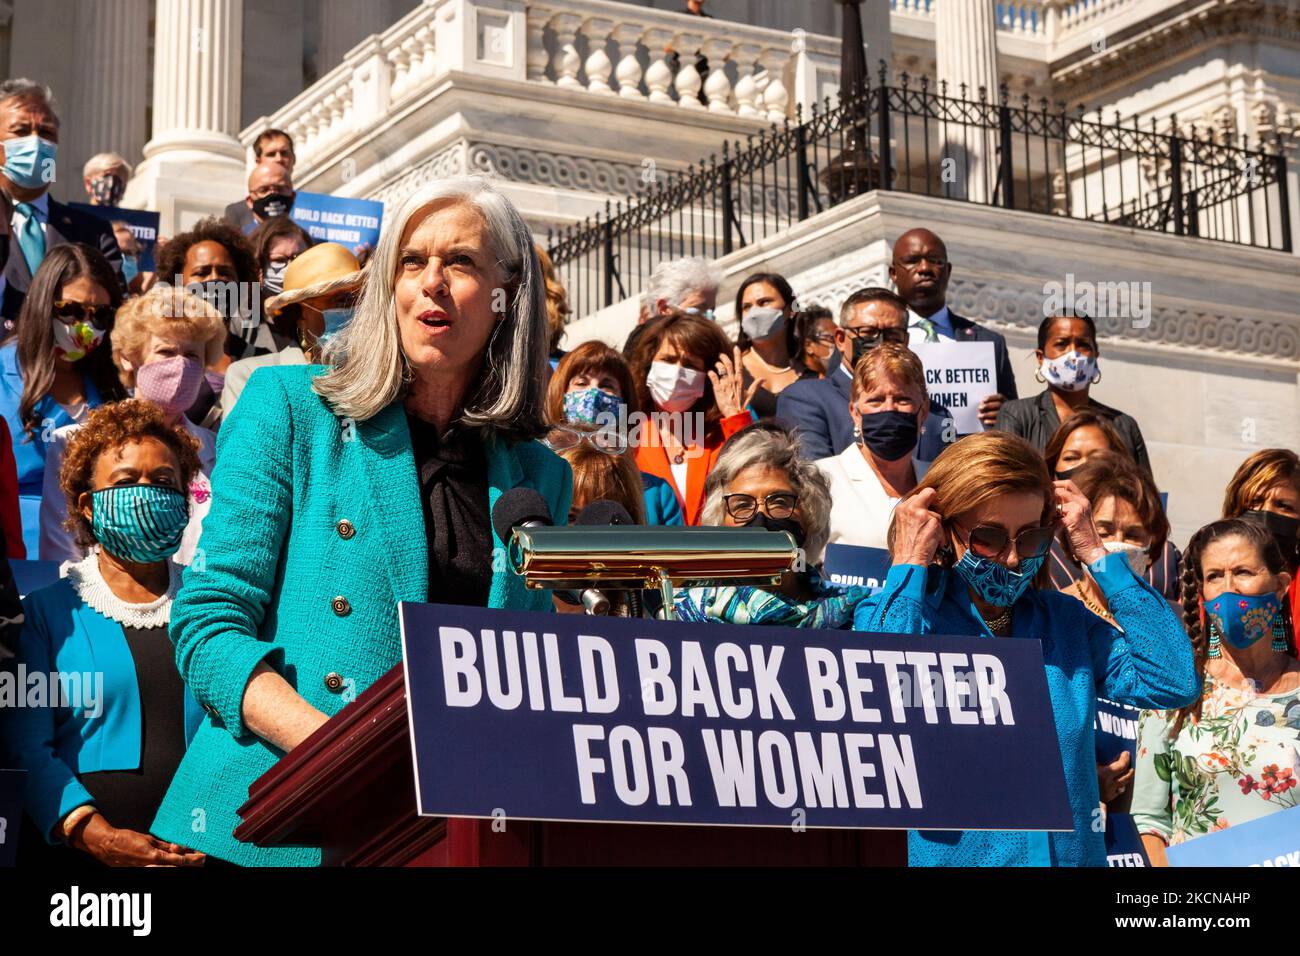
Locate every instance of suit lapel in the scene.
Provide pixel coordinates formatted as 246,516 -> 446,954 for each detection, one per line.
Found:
356,403 -> 428,605
45,200 -> 71,248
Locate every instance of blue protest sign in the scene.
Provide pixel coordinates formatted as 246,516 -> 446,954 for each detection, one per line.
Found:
822,544 -> 891,591
68,203 -> 161,271
400,603 -> 1073,832
1095,697 -> 1140,764
1167,806 -> 1300,867
1104,812 -> 1149,867
10,559 -> 61,598
290,191 -> 383,252
0,768 -> 26,867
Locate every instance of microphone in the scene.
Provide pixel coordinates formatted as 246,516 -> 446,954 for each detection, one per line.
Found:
574,500 -> 634,527
491,487 -> 553,545
571,500 -> 637,616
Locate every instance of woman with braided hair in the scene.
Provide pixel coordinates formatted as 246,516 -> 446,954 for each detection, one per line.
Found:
1131,518 -> 1299,864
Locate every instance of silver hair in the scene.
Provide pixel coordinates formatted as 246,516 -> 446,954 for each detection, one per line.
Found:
700,423 -> 832,563
641,256 -> 722,312
0,78 -> 59,119
312,175 -> 549,438
83,151 -> 132,180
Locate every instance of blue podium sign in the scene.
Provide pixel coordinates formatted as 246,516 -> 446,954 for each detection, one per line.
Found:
400,603 -> 1073,832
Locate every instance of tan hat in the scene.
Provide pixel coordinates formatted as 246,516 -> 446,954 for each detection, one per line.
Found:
265,242 -> 363,316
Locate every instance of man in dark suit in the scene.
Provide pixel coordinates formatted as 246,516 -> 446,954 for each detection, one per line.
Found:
776,287 -> 952,462
0,79 -> 121,325
224,128 -> 296,234
889,228 -> 1017,426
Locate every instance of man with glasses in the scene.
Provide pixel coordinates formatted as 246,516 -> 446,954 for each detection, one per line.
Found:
889,228 -> 1017,426
777,287 -> 951,461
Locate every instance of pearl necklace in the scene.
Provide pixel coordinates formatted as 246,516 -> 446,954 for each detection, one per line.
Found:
747,349 -> 794,375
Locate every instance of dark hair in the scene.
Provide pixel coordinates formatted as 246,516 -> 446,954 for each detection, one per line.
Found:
1070,450 -> 1170,558
248,216 -> 313,272
545,341 -> 639,425
839,287 -> 908,326
2,244 -> 127,441
1036,310 -> 1098,351
1222,448 -> 1300,519
1173,518 -> 1296,736
626,312 -> 734,429
733,272 -> 798,352
155,217 -> 259,288
252,128 -> 294,159
1042,410 -> 1130,474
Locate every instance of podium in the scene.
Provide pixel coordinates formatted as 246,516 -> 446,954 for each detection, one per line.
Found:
235,663 -> 905,866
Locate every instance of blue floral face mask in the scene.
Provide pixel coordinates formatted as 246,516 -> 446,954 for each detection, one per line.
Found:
563,387 -> 624,427
91,484 -> 189,563
1203,591 -> 1282,650
953,549 -> 1045,607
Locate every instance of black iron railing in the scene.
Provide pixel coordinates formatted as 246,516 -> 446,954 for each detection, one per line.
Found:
547,66 -> 1292,320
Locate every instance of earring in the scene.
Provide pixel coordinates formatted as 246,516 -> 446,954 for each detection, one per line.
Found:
1207,619 -> 1222,659
1091,370 -> 1101,384
852,425 -> 862,442
1034,369 -> 1046,384
1272,616 -> 1289,653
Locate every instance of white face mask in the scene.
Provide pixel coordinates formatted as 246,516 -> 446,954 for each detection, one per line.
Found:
646,360 -> 705,413
1103,540 -> 1150,578
741,306 -> 786,342
1040,349 -> 1097,392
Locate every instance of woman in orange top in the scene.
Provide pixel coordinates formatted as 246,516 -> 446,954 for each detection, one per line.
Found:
626,312 -> 755,525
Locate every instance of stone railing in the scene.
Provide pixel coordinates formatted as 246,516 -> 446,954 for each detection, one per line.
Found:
243,0 -> 843,173
892,0 -> 1146,44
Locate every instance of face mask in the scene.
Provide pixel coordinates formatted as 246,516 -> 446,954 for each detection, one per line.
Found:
121,254 -> 139,285
251,192 -> 293,220
262,260 -> 287,295
858,409 -> 919,462
3,135 -> 57,190
135,356 -> 205,419
52,319 -> 105,362
850,335 -> 873,371
1040,350 -> 1097,392
1055,466 -> 1080,481
90,484 -> 190,563
563,387 -> 624,427
89,174 -> 124,205
1103,540 -> 1150,578
1241,509 -> 1300,571
321,306 -> 353,341
1203,591 -> 1283,650
646,360 -> 705,413
741,307 -> 786,342
744,511 -> 807,550
953,549 -> 1046,607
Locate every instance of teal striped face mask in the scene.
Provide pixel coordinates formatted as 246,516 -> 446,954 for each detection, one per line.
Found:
90,484 -> 189,563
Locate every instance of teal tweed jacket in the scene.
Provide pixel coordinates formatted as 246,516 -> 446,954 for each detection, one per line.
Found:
150,365 -> 572,866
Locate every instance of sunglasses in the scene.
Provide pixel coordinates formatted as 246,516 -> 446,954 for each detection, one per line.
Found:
844,326 -> 908,346
542,426 -> 628,457
52,300 -> 115,328
954,521 -> 1057,561
724,492 -> 799,522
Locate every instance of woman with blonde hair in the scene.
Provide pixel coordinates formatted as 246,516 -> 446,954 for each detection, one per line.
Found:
149,175 -> 572,866
1222,449 -> 1300,621
536,244 -> 570,364
856,430 -> 1198,866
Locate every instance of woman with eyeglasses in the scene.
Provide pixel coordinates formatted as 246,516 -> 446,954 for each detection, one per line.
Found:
0,243 -> 127,555
856,431 -> 1197,866
545,340 -> 682,526
819,342 -> 930,550
672,422 -> 873,628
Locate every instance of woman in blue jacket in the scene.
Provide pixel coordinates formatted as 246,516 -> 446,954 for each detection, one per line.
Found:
855,431 -> 1197,866
0,243 -> 127,555
150,176 -> 572,866
8,400 -> 205,866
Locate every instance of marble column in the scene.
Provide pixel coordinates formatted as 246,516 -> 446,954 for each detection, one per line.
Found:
935,0 -> 999,202
70,0 -> 149,188
125,0 -> 246,232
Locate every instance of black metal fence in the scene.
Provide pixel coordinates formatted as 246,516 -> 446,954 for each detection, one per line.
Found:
547,67 -> 1292,320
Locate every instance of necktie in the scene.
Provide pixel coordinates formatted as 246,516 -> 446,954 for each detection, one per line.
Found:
916,317 -> 940,343
15,202 -> 45,277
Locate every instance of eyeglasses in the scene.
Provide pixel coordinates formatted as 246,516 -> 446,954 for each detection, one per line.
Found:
542,426 -> 628,457
52,300 -> 115,328
679,306 -> 715,321
954,521 -> 1057,560
807,332 -> 837,346
844,326 -> 908,346
724,492 -> 799,521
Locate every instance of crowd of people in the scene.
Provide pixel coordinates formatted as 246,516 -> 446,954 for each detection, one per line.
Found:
0,76 -> 1295,870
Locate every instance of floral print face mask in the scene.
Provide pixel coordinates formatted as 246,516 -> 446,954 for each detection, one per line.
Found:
1040,349 -> 1097,392
1203,591 -> 1283,650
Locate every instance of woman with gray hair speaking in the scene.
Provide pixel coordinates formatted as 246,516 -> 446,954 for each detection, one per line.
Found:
149,176 -> 573,866
670,421 -> 873,629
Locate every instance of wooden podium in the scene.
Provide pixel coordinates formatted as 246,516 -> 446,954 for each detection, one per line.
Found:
235,663 -> 905,866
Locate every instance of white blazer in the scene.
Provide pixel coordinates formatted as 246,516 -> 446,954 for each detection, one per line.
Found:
816,444 -> 930,551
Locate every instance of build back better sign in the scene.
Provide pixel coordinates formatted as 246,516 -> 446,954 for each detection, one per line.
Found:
400,604 -> 1072,832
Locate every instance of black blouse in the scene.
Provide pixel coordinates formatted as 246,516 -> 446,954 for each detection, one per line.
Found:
406,415 -> 493,607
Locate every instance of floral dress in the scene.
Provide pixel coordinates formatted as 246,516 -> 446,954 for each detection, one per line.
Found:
1131,673 -> 1300,846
